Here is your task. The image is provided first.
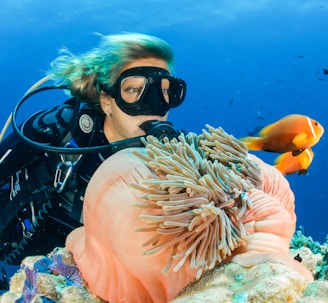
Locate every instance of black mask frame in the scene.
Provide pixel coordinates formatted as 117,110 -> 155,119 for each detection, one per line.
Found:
102,66 -> 187,116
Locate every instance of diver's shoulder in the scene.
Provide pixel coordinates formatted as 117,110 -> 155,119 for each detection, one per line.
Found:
21,98 -> 103,147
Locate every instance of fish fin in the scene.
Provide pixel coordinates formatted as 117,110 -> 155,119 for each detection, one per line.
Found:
248,125 -> 264,136
239,137 -> 263,150
258,120 -> 280,136
273,153 -> 289,175
274,153 -> 287,165
298,169 -> 308,176
292,149 -> 305,156
292,132 -> 308,147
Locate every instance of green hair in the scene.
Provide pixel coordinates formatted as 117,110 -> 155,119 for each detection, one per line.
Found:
49,33 -> 175,110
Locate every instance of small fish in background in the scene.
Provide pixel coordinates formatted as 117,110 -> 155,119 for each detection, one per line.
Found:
240,114 -> 324,154
248,125 -> 264,136
323,68 -> 328,75
274,148 -> 314,175
256,111 -> 265,120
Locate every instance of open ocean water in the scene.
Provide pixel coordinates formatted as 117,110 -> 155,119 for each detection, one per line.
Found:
0,0 -> 327,245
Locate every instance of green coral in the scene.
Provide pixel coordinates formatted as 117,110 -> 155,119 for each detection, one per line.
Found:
291,226 -> 328,280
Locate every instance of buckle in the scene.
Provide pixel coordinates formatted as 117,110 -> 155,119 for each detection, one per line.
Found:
54,154 -> 82,193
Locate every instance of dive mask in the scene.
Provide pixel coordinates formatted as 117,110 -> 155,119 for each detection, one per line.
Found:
101,66 -> 186,116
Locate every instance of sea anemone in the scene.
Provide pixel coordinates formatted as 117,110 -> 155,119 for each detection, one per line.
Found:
65,125 -> 312,303
131,125 -> 262,278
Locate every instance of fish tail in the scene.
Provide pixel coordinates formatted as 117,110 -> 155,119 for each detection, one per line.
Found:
239,136 -> 263,151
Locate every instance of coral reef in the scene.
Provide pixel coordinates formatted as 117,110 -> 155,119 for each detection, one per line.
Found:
170,230 -> 328,302
171,261 -> 308,303
0,248 -> 105,303
1,245 -> 327,303
170,247 -> 328,303
291,226 -> 328,281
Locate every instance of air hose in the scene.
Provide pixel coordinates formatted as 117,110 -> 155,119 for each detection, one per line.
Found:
3,199 -> 53,265
0,75 -> 53,143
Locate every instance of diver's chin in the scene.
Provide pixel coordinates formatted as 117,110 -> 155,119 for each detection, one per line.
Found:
137,128 -> 146,136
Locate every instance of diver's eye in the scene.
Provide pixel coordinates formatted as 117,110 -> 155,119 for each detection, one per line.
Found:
121,76 -> 146,103
127,87 -> 143,94
161,78 -> 170,103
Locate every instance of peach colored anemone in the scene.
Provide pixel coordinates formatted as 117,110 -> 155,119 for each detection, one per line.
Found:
66,134 -> 313,303
233,154 -> 313,282
66,148 -> 198,303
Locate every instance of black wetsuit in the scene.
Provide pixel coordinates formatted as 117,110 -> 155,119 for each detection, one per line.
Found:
0,98 -> 110,266
0,97 -> 181,291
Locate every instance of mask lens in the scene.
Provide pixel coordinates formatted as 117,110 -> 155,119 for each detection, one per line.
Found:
167,78 -> 185,107
120,76 -> 146,103
120,75 -> 184,106
161,78 -> 170,103
159,77 -> 186,106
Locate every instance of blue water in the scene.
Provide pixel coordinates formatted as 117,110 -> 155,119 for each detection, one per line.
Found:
1,0 -> 327,243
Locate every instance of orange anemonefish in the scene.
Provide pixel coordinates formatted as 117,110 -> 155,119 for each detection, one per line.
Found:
274,148 -> 314,175
240,114 -> 324,154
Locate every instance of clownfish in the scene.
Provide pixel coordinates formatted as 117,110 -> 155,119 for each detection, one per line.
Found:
274,148 -> 314,175
240,114 -> 324,154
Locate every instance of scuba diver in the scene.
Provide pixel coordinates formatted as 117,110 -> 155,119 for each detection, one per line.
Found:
0,33 -> 187,290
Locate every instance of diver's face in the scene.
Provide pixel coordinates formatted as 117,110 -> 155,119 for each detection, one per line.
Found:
100,57 -> 170,142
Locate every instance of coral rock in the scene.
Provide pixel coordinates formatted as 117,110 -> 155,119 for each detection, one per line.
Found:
170,262 -> 308,303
